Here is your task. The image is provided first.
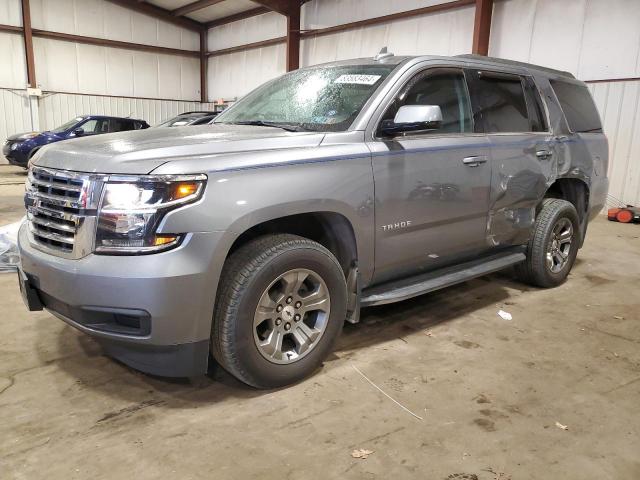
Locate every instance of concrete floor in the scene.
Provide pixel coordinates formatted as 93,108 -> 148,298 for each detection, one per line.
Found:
0,164 -> 638,480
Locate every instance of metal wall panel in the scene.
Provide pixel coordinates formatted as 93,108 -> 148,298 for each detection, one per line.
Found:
208,44 -> 286,101
588,80 -> 640,208
490,0 -> 640,80
207,12 -> 284,51
0,0 -> 22,26
0,88 -> 35,163
30,0 -> 199,50
37,92 -> 215,130
0,32 -> 28,89
0,88 -> 34,140
206,2 -> 475,100
301,5 -> 474,66
33,38 -> 202,101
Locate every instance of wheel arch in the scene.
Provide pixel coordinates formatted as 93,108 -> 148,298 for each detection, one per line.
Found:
543,176 -> 590,245
226,211 -> 359,277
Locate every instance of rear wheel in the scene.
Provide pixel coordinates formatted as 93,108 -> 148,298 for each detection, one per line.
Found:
516,198 -> 580,288
212,234 -> 347,388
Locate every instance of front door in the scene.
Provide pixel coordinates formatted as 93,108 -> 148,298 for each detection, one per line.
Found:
368,68 -> 492,284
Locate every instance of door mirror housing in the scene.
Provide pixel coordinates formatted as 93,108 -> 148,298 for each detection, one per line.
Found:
380,105 -> 443,136
72,128 -> 85,137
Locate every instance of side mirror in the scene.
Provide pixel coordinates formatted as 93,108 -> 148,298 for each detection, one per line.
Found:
72,128 -> 84,137
380,105 -> 443,136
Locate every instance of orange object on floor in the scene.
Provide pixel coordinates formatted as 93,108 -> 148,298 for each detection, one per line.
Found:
616,209 -> 634,223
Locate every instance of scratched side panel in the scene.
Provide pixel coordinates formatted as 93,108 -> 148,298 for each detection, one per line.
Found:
486,134 -> 557,246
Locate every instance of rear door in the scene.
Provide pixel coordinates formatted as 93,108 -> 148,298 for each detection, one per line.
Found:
466,70 -> 555,247
368,67 -> 493,284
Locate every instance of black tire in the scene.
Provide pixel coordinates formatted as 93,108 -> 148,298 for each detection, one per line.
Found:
515,198 -> 581,288
212,234 -> 347,388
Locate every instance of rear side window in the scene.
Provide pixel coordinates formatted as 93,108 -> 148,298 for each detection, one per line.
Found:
110,119 -> 135,132
470,72 -> 530,133
523,78 -> 548,132
550,80 -> 602,133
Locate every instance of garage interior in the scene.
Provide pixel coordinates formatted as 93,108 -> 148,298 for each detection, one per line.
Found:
1,0 -> 639,479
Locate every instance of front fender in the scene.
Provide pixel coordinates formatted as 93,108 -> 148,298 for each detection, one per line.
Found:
159,156 -> 375,283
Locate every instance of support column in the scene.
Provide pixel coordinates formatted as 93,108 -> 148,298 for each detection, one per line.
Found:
472,0 -> 493,56
200,30 -> 208,103
286,1 -> 300,71
21,0 -> 36,87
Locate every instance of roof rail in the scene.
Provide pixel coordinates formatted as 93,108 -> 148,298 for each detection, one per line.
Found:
456,54 -> 575,79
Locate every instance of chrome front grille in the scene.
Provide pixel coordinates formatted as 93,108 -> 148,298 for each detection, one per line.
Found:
25,167 -> 103,259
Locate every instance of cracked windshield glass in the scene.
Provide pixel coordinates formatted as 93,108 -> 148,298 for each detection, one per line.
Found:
215,64 -> 397,132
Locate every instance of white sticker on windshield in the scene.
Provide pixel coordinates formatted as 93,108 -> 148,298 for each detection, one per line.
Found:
334,74 -> 382,85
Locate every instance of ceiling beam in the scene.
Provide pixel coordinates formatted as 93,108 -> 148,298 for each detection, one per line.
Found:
105,0 -> 205,32
205,6 -> 270,29
172,0 -> 225,17
472,0 -> 493,55
251,0 -> 296,16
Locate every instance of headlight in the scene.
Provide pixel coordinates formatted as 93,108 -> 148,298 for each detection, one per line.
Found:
10,143 -> 19,151
95,174 -> 206,254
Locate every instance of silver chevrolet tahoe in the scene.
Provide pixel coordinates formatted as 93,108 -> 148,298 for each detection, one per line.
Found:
18,51 -> 608,388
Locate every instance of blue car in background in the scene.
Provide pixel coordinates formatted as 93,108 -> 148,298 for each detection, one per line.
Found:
3,115 -> 149,168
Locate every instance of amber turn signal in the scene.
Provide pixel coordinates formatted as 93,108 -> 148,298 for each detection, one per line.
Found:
152,235 -> 178,246
174,182 -> 199,200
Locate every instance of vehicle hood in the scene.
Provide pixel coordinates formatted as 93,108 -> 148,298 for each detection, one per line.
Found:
32,125 -> 325,174
7,131 -> 62,142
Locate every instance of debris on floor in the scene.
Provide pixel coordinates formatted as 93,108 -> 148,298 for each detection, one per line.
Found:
351,449 -> 374,459
0,218 -> 24,273
497,310 -> 513,321
555,421 -> 569,430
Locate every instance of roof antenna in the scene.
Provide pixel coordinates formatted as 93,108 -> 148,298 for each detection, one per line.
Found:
374,47 -> 393,61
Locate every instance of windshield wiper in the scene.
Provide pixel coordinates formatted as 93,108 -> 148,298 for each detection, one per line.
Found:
226,120 -> 310,132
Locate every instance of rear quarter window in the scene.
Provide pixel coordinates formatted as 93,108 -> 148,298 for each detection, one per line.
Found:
550,80 -> 602,133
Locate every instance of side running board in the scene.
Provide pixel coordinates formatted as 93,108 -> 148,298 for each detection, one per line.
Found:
361,250 -> 526,307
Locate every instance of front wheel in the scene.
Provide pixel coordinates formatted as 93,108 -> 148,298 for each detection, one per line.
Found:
516,198 -> 580,288
212,234 -> 347,388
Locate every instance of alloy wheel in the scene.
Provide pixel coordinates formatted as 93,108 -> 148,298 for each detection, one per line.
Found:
253,268 -> 331,364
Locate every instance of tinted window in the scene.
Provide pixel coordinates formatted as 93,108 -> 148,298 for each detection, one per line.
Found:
110,119 -> 135,132
523,78 -> 547,132
380,69 -> 472,134
550,80 -> 602,133
471,72 -> 530,133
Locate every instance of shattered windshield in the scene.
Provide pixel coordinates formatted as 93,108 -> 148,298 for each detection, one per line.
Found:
214,64 -> 397,132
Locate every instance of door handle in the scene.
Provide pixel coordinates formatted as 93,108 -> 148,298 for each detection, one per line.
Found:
462,155 -> 488,167
536,150 -> 553,159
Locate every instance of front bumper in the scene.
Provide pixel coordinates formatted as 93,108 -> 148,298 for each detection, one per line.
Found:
3,144 -> 28,166
18,224 -> 226,376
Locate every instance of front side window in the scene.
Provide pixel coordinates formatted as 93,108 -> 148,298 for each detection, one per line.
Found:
550,79 -> 602,133
379,69 -> 473,135
80,119 -> 109,134
471,72 -> 530,133
215,64 -> 397,132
